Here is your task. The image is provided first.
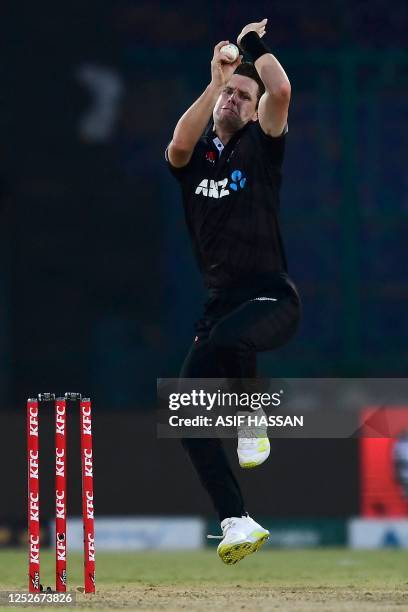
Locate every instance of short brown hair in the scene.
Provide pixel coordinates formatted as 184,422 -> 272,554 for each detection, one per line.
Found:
234,62 -> 265,105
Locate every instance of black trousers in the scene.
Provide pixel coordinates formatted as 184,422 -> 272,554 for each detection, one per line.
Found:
180,276 -> 301,521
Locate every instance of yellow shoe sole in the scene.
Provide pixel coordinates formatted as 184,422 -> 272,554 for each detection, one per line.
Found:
240,460 -> 263,469
218,532 -> 269,565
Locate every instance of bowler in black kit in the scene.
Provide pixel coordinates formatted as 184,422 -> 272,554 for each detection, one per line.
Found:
166,19 -> 301,565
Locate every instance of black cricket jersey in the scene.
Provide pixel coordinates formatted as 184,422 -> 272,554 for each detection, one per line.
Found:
166,120 -> 294,292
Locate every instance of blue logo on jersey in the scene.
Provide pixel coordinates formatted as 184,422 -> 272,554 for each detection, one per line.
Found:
229,170 -> 247,191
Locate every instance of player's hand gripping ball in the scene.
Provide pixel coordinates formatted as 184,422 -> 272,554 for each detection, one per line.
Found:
220,43 -> 239,63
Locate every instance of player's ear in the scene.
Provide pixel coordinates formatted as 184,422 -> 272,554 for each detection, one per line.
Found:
252,109 -> 258,122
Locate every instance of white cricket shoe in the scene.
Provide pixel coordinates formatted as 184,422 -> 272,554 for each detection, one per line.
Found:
237,410 -> 270,468
215,515 -> 269,565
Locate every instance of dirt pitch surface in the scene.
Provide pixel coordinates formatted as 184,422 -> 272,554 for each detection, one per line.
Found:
73,585 -> 408,611
1,549 -> 408,611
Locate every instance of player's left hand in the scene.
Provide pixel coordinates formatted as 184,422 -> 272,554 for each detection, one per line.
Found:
237,18 -> 267,47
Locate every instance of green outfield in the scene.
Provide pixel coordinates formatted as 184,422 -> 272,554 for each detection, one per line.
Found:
1,549 -> 407,611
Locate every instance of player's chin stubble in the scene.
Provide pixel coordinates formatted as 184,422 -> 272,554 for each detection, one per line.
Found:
215,110 -> 242,132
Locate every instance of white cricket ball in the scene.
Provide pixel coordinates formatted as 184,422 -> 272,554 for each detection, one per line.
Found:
220,43 -> 239,62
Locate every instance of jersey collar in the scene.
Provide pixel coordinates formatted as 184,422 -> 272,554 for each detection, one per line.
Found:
212,136 -> 224,156
205,120 -> 250,158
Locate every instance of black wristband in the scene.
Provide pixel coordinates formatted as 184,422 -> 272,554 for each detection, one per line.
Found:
238,31 -> 270,62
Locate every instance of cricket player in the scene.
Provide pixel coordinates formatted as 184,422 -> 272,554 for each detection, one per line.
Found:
166,19 -> 301,564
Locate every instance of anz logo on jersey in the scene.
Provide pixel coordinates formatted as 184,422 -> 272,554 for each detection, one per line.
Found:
194,170 -> 247,199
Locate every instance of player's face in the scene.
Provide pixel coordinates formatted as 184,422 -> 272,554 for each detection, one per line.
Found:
213,74 -> 259,131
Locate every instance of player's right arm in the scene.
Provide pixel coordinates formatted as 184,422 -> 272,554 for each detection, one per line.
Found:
167,41 -> 241,168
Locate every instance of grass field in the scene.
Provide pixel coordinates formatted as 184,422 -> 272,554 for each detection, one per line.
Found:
1,549 -> 408,611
